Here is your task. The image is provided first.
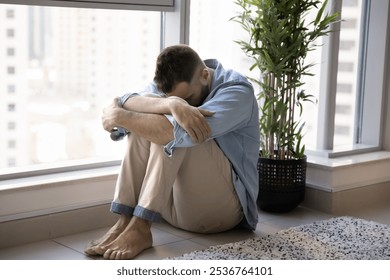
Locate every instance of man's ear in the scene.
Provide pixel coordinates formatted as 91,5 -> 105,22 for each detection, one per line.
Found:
199,68 -> 210,86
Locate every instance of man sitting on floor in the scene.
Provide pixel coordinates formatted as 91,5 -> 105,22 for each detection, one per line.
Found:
85,44 -> 260,260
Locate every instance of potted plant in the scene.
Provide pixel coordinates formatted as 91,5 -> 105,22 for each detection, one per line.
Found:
233,0 -> 339,212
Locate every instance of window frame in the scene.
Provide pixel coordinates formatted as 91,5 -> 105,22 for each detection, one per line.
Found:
0,0 -> 174,11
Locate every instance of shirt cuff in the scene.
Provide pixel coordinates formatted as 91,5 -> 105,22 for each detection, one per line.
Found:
163,114 -> 189,156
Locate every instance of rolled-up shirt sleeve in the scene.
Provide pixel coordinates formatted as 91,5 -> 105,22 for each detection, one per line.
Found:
163,114 -> 192,156
163,81 -> 255,156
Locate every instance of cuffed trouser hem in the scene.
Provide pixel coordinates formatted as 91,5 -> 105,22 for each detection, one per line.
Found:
133,205 -> 162,223
110,202 -> 134,217
110,202 -> 162,223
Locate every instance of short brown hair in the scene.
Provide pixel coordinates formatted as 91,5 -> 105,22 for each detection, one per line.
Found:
153,45 -> 203,93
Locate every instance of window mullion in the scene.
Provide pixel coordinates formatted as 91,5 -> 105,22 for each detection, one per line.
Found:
359,0 -> 390,148
161,0 -> 190,48
354,0 -> 371,144
316,0 -> 342,151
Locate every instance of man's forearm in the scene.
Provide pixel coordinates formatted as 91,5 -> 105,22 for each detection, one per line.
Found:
119,95 -> 175,145
117,109 -> 174,145
122,95 -> 173,115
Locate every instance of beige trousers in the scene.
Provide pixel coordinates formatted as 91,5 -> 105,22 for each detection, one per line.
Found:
111,133 -> 244,233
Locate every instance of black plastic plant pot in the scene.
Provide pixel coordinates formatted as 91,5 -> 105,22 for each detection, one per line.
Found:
257,155 -> 307,213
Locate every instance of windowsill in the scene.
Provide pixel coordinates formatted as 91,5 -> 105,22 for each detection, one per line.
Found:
0,165 -> 120,223
307,150 -> 390,169
0,165 -> 120,192
306,150 -> 390,192
1,151 -> 390,222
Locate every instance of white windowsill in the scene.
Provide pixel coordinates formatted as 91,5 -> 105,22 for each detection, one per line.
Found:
306,151 -> 390,192
0,165 -> 119,223
307,150 -> 390,169
0,165 -> 120,192
1,151 -> 390,223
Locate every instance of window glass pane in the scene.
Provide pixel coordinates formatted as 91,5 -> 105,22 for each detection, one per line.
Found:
286,1 -> 364,151
0,4 -> 161,170
189,0 -> 253,81
333,0 -> 363,147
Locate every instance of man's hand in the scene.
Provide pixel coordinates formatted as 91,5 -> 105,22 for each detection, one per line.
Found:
168,97 -> 215,144
102,97 -> 125,133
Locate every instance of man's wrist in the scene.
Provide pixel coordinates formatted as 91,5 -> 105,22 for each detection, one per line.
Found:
119,93 -> 136,107
167,96 -> 187,114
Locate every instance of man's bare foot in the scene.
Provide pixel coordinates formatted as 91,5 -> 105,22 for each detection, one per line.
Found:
97,217 -> 153,260
84,215 -> 131,256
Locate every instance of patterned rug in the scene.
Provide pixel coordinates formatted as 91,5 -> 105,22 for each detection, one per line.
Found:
169,216 -> 390,260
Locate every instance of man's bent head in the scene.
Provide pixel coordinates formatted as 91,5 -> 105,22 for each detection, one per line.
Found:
153,45 -> 204,94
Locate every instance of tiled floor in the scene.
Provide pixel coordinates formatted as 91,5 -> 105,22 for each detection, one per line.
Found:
1,204 -> 389,260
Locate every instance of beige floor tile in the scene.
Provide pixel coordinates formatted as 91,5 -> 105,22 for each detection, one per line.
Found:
259,206 -> 334,230
0,240 -> 91,260
134,240 -> 207,260
53,227 -> 110,254
341,203 -> 390,226
188,227 -> 256,247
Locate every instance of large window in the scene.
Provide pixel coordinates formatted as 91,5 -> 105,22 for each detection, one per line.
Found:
0,4 -> 161,172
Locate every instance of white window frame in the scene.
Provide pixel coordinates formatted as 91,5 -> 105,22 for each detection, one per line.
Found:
0,0 -> 174,11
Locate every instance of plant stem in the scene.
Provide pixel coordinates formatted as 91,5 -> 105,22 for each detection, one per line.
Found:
269,72 -> 275,158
